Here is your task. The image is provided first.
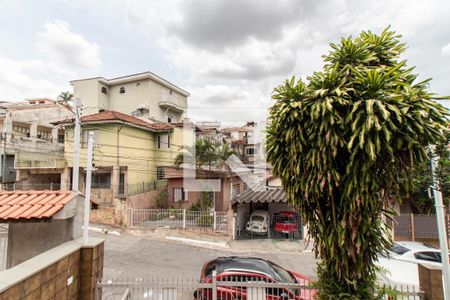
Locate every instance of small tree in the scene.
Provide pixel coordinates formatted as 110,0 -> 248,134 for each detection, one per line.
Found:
57,91 -> 73,102
154,191 -> 169,209
267,28 -> 448,298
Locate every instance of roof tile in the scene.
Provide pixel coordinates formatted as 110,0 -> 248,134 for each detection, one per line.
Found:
54,110 -> 174,132
0,190 -> 76,221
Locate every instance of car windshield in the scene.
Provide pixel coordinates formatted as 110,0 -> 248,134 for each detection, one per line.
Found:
268,262 -> 296,283
277,216 -> 294,223
433,252 -> 450,263
251,215 -> 264,222
390,244 -> 410,255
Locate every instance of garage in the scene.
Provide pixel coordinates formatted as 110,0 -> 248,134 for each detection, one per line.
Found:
231,188 -> 303,240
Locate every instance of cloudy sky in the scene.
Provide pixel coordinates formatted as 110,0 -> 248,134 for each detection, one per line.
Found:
0,0 -> 449,125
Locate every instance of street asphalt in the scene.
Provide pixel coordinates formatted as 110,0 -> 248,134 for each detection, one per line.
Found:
91,229 -> 317,280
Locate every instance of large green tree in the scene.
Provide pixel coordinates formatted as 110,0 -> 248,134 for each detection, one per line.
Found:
266,28 -> 448,298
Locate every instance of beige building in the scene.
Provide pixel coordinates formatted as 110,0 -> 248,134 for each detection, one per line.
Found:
71,72 -> 189,123
0,99 -> 74,186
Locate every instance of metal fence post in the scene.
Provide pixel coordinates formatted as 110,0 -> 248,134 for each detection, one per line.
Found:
212,270 -> 217,300
183,209 -> 186,229
410,213 -> 415,241
213,211 -> 217,230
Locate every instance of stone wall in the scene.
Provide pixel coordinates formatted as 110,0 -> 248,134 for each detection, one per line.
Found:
0,238 -> 104,300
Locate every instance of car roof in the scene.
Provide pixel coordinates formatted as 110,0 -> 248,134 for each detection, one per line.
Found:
215,257 -> 278,278
394,241 -> 438,252
277,211 -> 297,216
251,210 -> 268,216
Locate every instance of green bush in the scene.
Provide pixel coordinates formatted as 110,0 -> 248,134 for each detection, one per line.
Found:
154,191 -> 168,209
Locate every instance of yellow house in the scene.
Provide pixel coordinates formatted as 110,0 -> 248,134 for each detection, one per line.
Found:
55,110 -> 188,224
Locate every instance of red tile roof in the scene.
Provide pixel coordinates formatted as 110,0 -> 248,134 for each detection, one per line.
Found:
0,191 -> 75,221
54,110 -> 174,132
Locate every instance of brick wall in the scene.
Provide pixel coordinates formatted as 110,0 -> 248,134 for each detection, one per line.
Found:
0,239 -> 104,300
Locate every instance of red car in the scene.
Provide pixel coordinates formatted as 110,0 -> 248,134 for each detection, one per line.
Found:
194,256 -> 314,300
274,212 -> 299,235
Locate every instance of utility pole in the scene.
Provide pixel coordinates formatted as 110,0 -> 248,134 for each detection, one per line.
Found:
72,99 -> 81,192
83,131 -> 95,244
429,145 -> 450,299
2,132 -> 6,184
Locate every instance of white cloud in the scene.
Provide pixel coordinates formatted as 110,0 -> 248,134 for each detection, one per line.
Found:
442,43 -> 450,57
36,20 -> 101,69
0,54 -> 72,101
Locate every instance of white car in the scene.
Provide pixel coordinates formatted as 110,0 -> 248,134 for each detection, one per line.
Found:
377,255 -> 420,290
388,241 -> 449,267
246,210 -> 269,235
376,241 -> 450,291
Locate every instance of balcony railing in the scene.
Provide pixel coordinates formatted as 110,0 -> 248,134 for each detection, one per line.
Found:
159,95 -> 187,112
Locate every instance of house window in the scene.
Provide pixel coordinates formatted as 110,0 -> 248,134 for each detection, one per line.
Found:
58,134 -> 65,144
101,87 -> 108,94
232,183 -> 241,198
157,134 -> 170,149
245,147 -> 256,156
119,87 -> 125,94
39,101 -> 45,104
167,116 -> 173,123
156,167 -> 165,180
91,173 -> 111,189
119,173 -> 125,196
29,101 -> 35,105
81,130 -> 98,148
173,187 -> 187,202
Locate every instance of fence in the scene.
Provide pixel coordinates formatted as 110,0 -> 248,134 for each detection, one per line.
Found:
96,274 -> 424,300
128,209 -> 228,234
0,182 -> 63,191
392,214 -> 450,242
126,180 -> 167,196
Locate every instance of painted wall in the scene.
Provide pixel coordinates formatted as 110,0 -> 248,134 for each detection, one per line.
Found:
72,78 -> 187,122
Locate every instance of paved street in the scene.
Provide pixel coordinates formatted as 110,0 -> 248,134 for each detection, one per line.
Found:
92,230 -> 317,280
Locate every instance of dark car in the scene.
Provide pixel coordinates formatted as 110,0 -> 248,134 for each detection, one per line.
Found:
194,256 -> 314,300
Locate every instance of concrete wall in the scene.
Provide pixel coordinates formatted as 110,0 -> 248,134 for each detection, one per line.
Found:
6,196 -> 84,268
7,220 -> 73,268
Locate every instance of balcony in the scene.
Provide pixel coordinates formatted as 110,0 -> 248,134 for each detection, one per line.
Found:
159,95 -> 187,113
14,151 -> 66,169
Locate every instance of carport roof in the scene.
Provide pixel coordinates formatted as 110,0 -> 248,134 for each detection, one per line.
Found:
231,188 -> 287,204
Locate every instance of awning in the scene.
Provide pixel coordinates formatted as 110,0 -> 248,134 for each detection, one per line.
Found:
231,188 -> 287,204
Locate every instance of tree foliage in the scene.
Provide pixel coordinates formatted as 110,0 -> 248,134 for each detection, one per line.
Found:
174,139 -> 234,170
266,27 -> 448,298
57,91 -> 73,102
407,138 -> 449,213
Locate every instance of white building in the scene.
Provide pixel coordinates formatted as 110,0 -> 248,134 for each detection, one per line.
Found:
71,72 -> 190,123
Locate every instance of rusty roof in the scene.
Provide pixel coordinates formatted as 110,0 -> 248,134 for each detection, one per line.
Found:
0,190 -> 75,221
54,110 -> 173,132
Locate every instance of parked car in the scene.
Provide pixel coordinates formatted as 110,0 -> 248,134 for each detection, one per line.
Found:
246,210 -> 269,235
387,241 -> 450,267
274,211 -> 299,235
194,256 -> 314,300
376,241 -> 450,291
376,255 -> 420,290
